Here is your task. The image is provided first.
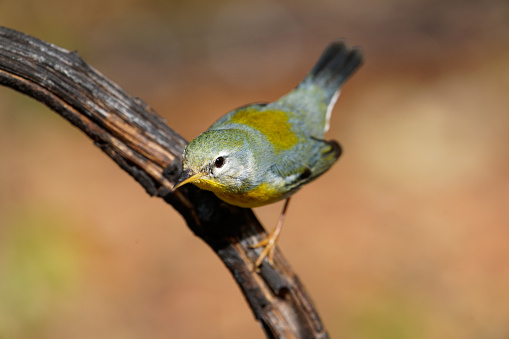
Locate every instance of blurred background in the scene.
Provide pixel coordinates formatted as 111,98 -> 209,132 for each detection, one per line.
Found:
1,0 -> 508,338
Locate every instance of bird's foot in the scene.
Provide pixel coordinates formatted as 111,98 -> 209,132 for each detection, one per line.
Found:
250,198 -> 290,270
250,231 -> 278,268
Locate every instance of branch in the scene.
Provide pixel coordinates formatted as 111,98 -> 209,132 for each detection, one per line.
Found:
0,26 -> 329,339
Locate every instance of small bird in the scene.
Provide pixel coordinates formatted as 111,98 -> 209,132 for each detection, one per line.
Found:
174,40 -> 363,268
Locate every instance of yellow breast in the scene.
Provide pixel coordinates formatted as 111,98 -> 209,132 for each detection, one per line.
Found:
194,178 -> 285,208
215,182 -> 286,208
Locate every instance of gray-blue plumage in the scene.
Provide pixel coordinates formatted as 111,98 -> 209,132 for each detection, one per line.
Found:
177,40 -> 363,206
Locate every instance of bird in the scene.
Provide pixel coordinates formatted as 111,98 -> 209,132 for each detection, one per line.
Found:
173,40 -> 363,268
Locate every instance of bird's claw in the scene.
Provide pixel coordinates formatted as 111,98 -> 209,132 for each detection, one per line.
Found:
251,236 -> 277,268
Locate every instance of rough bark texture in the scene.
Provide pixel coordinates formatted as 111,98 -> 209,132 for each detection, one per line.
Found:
0,26 -> 329,339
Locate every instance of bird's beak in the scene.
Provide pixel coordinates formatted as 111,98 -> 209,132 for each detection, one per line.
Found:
172,169 -> 206,191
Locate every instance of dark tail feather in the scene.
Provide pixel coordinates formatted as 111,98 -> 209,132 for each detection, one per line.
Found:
303,40 -> 363,99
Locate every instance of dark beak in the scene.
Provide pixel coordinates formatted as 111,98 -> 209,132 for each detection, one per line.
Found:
172,169 -> 206,191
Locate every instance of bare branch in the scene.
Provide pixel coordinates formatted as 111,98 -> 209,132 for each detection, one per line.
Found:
0,26 -> 329,339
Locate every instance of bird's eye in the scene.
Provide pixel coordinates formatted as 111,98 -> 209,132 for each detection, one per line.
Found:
214,156 -> 225,168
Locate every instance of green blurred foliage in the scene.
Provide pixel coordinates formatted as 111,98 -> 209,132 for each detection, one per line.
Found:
347,294 -> 425,339
0,208 -> 83,338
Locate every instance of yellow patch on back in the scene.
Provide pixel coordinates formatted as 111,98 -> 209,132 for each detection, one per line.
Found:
230,108 -> 299,152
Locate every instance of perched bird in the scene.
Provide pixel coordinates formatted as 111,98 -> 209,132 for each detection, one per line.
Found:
173,40 -> 363,268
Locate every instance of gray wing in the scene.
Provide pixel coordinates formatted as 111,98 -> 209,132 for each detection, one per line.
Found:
270,138 -> 341,191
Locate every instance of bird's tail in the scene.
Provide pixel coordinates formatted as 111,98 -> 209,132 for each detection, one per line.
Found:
272,40 -> 363,135
302,40 -> 363,102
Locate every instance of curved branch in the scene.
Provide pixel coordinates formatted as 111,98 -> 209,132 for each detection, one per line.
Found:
0,26 -> 329,339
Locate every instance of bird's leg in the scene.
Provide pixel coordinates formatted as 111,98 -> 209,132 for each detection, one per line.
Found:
251,198 -> 291,268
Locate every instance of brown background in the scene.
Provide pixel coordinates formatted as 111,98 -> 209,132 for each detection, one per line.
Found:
1,0 -> 508,338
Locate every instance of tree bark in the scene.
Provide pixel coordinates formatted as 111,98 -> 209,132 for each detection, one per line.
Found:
0,26 -> 329,339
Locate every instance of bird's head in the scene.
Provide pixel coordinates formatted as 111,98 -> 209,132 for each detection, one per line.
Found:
173,129 -> 256,194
